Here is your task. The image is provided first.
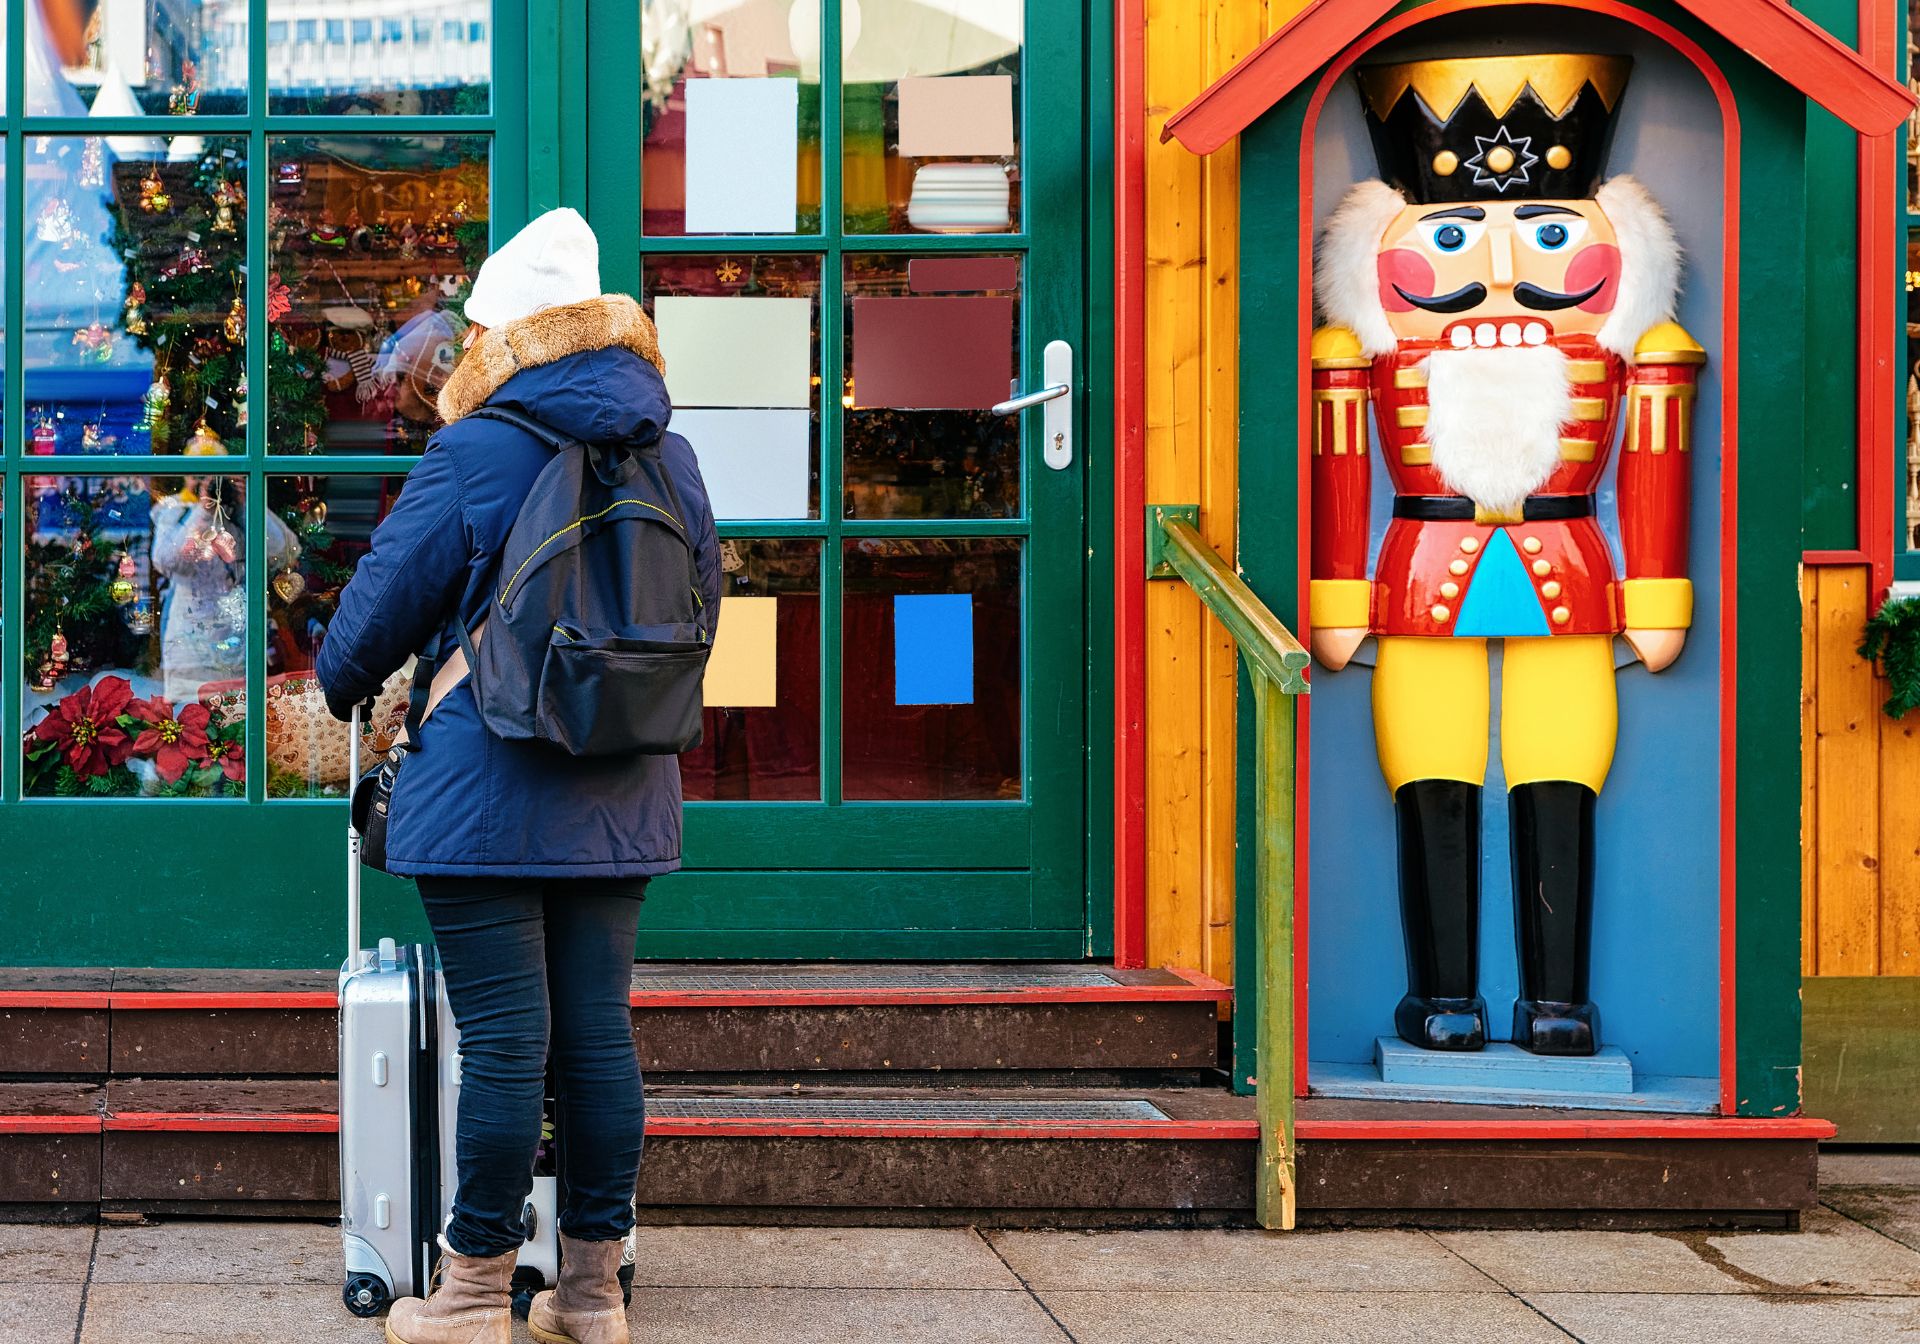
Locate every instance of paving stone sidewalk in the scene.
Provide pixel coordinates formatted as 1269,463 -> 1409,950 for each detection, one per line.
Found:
4,1152 -> 1917,1344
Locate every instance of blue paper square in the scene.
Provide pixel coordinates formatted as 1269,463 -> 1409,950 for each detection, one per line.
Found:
893,593 -> 975,705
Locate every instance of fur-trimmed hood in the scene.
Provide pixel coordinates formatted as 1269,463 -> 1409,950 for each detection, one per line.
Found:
437,293 -> 666,425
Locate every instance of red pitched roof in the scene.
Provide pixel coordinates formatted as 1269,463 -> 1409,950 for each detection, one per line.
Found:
1162,0 -> 1914,153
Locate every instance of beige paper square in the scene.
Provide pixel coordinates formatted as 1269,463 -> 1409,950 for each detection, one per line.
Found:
704,596 -> 779,708
897,76 -> 1015,159
655,296 -> 813,408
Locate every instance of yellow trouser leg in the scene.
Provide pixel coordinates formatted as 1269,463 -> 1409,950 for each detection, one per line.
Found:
1372,637 -> 1490,793
1499,635 -> 1617,792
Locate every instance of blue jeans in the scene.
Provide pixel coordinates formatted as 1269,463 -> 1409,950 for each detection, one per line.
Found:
418,876 -> 647,1257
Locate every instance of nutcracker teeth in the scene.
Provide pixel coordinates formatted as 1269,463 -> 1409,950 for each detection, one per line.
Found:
1499,322 -> 1522,346
1523,321 -> 1548,345
1474,322 -> 1497,347
1450,326 -> 1473,349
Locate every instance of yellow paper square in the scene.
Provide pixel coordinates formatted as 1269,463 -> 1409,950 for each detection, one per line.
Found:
703,596 -> 779,708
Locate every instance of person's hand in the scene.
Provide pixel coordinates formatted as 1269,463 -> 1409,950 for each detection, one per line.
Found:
1623,628 -> 1686,672
1311,626 -> 1368,672
325,686 -> 375,724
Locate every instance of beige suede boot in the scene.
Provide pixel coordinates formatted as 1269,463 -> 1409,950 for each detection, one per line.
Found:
384,1240 -> 517,1344
527,1234 -> 629,1344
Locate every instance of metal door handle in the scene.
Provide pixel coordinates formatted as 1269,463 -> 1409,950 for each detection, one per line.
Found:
992,339 -> 1074,470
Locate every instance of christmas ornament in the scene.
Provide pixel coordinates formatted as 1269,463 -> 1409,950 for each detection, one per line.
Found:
397,220 -> 421,259
223,295 -> 245,345
124,597 -> 155,636
275,161 -> 304,191
158,245 -> 208,281
304,499 -> 328,527
72,321 -> 114,361
35,196 -> 74,244
233,372 -> 249,428
265,273 -> 292,322
138,167 -> 171,213
186,419 -> 226,456
272,566 -> 306,603
78,137 -> 105,189
139,372 -> 171,430
309,222 -> 348,249
213,632 -> 244,668
168,61 -> 200,116
30,412 -> 57,455
110,550 -> 138,605
29,660 -> 59,694
210,178 -> 242,234
49,625 -> 69,668
80,421 -> 105,453
122,282 -> 149,335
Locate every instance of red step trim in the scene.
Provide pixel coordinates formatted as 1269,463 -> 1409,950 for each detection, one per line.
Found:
0,1115 -> 103,1134
108,992 -> 336,1010
0,992 -> 113,1009
1295,1116 -> 1837,1141
642,1118 -> 1259,1141
104,1112 -> 341,1134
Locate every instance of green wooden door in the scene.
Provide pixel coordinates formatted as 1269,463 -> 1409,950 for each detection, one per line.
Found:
578,0 -> 1091,958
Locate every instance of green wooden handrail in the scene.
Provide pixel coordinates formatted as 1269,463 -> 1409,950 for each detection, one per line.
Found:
1144,504 -> 1307,1231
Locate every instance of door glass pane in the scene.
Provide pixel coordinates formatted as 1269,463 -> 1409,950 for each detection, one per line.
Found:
842,537 -> 1020,800
267,136 -> 492,456
643,253 -> 822,519
843,252 -> 1019,517
266,475 -> 410,798
842,0 -> 1022,234
641,0 -> 822,236
268,1 -> 491,114
682,538 -> 822,800
32,0 -> 245,116
25,135 -> 249,457
1908,228 -> 1920,549
23,474 -> 248,797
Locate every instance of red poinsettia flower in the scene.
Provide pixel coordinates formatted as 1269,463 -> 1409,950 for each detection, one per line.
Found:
204,733 -> 245,785
126,694 -> 212,783
266,273 -> 292,323
30,676 -> 135,778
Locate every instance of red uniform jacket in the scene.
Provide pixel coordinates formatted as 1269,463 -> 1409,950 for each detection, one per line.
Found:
1309,326 -> 1700,639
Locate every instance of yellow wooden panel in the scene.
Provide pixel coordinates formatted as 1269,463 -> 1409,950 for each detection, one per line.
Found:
1880,690 -> 1920,975
1813,566 -> 1880,976
1801,567 -> 1817,976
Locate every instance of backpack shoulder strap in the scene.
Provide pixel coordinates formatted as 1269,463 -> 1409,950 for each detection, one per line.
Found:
465,404 -> 578,450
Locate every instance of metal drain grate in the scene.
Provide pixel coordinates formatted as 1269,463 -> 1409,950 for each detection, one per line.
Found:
633,969 -> 1121,991
648,1098 -> 1170,1122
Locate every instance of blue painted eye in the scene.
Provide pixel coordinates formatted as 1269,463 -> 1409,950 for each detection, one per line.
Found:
1434,224 -> 1467,252
1517,216 -> 1589,254
1535,223 -> 1569,250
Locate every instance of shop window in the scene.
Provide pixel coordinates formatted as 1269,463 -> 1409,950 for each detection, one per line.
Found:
34,0 -> 245,116
269,2 -> 489,113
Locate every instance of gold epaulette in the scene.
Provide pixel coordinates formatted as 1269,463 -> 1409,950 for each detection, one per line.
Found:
1311,325 -> 1371,370
1633,321 -> 1706,366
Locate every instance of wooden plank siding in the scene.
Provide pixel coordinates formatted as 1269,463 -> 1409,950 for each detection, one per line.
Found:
1802,564 -> 1920,976
1142,0 -> 1304,980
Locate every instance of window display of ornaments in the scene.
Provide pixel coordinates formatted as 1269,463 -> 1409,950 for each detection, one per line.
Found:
272,565 -> 306,603
139,372 -> 171,430
35,196 -> 74,244
49,625 -> 70,671
29,659 -> 60,694
210,178 -> 242,234
110,550 -> 139,605
72,321 -> 114,362
224,294 -> 245,345
309,222 -> 347,249
396,219 -> 421,259
168,61 -> 200,116
80,420 -> 106,454
79,137 -> 106,188
138,167 -> 171,213
159,245 -> 208,281
216,586 -> 248,631
186,418 -> 227,456
123,596 -> 156,636
122,282 -> 149,336
30,412 -> 57,454
233,372 -> 249,428
275,160 -> 304,191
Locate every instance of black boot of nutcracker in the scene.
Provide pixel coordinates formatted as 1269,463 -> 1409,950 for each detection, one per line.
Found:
1509,782 -> 1602,1056
1391,780 -> 1489,1052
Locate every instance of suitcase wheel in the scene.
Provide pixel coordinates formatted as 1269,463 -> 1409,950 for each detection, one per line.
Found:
619,1261 -> 634,1307
343,1273 -> 390,1318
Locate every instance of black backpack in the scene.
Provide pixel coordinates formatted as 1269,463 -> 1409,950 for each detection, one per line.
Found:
452,405 -> 712,757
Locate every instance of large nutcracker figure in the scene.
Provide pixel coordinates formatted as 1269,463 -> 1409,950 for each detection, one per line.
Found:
1310,54 -> 1699,1057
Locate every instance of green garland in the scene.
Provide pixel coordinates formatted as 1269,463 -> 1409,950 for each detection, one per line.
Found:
1859,594 -> 1920,719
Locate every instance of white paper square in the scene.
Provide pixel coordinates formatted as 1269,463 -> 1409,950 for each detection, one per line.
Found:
684,79 -> 799,234
672,408 -> 812,520
655,296 -> 813,408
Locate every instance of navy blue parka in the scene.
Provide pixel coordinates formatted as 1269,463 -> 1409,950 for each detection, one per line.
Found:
317,295 -> 721,877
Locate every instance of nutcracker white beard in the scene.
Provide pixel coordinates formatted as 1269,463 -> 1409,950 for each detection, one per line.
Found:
1421,344 -> 1572,516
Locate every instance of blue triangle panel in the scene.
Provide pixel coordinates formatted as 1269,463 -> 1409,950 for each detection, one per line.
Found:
1453,528 -> 1551,637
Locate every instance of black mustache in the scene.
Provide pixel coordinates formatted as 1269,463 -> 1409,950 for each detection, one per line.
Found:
1513,279 -> 1606,310
1392,282 -> 1488,313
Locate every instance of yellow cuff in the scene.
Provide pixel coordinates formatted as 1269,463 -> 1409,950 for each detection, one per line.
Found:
1311,579 -> 1372,628
1621,578 -> 1693,629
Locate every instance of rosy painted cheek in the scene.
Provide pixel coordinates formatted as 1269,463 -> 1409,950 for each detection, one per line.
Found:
1376,248 -> 1434,312
1565,243 -> 1622,312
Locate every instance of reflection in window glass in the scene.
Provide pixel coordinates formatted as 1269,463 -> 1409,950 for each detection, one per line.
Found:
1907,229 -> 1920,549
32,0 -> 245,116
843,253 -> 1019,518
267,0 -> 490,114
265,475 -> 412,797
681,539 -> 822,800
25,135 -> 249,457
642,253 -> 822,518
23,476 -> 266,798
841,0 -> 1023,234
641,0 -> 822,235
842,537 -> 1020,800
267,136 -> 491,455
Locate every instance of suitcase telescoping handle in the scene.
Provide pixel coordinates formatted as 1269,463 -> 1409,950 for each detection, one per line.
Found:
347,703 -> 362,968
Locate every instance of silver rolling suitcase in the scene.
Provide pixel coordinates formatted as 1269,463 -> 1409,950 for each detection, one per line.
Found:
339,706 -> 589,1319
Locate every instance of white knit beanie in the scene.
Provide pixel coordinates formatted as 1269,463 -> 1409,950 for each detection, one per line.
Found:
462,207 -> 602,329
